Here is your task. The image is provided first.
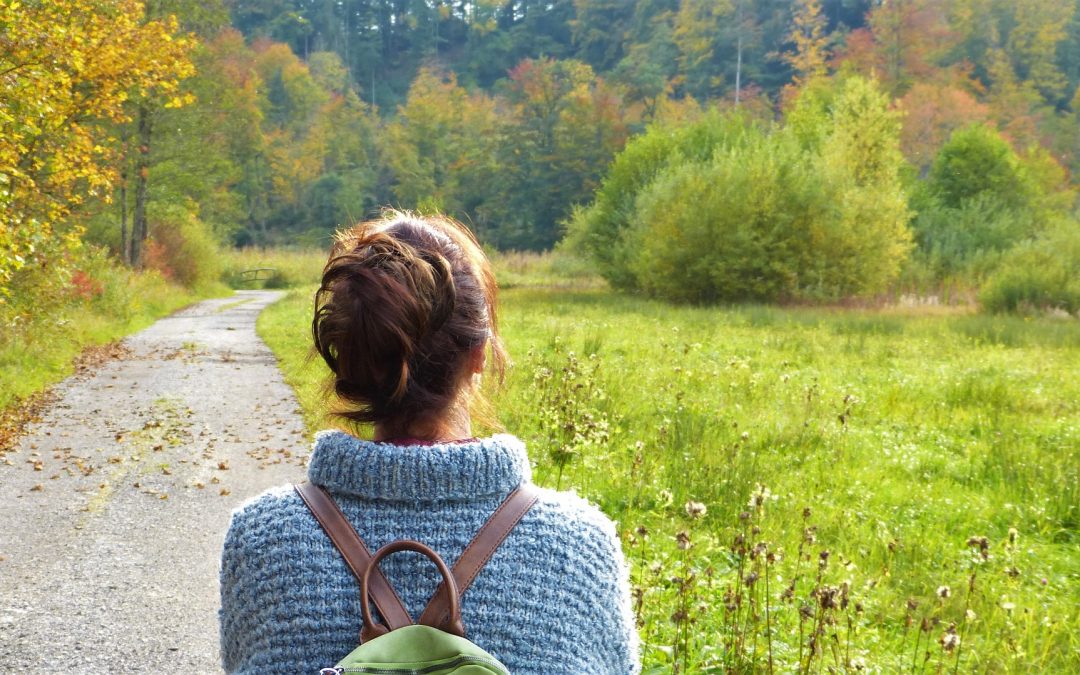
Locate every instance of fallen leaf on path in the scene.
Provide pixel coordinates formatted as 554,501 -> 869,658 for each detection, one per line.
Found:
30,484 -> 43,492
219,488 -> 231,496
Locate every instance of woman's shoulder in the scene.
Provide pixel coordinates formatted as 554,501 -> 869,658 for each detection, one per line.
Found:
223,484 -> 310,545
519,485 -> 624,560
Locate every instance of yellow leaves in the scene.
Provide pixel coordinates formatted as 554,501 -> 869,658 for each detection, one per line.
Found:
164,92 -> 196,109
0,0 -> 197,284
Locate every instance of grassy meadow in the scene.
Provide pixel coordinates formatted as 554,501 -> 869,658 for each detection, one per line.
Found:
259,257 -> 1078,674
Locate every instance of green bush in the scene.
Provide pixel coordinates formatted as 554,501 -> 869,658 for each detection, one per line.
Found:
926,124 -> 1033,210
565,110 -> 756,289
626,130 -> 821,302
574,76 -> 912,303
980,222 -> 1080,314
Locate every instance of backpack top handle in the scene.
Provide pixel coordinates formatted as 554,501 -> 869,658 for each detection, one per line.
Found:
360,540 -> 465,642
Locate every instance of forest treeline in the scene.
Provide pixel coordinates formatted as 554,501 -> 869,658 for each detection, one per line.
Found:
2,0 -> 1079,313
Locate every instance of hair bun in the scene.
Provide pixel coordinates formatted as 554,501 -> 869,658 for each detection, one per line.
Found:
312,213 -> 505,431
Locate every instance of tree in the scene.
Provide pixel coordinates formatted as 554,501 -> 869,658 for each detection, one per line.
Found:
0,0 -> 195,287
380,67 -> 497,220
896,82 -> 990,171
782,0 -> 829,89
672,0 -> 733,100
484,58 -> 630,249
1005,0 -> 1075,105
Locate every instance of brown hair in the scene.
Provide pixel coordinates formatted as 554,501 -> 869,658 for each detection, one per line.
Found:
312,212 -> 506,433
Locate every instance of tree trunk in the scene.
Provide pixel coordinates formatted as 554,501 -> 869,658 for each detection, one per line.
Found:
131,104 -> 153,268
119,127 -> 130,265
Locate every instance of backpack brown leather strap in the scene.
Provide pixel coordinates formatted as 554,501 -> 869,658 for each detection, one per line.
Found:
294,483 -> 412,634
417,483 -> 540,628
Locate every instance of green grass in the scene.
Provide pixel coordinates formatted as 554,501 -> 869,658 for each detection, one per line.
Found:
0,266 -> 223,414
259,281 -> 1079,673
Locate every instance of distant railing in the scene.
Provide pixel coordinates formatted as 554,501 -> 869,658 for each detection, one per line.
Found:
238,268 -> 279,284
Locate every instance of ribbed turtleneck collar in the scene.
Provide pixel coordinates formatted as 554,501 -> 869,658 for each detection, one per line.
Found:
307,430 -> 532,502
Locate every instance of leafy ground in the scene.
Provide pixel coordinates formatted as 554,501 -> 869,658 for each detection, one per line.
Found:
260,277 -> 1078,673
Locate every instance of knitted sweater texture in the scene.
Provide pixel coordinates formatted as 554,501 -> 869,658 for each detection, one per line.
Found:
219,431 -> 640,674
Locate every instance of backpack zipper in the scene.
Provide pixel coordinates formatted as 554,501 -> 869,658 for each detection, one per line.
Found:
329,654 -> 508,674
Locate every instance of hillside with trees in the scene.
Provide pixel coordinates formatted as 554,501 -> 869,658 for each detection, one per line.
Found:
3,0 -> 1079,311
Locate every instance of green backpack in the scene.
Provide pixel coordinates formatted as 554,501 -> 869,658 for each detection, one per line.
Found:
295,483 -> 538,675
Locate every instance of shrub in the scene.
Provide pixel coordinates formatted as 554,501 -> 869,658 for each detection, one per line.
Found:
144,207 -> 220,289
577,76 -> 912,303
980,222 -> 1080,314
565,111 -> 756,289
626,131 -> 821,302
926,124 -> 1032,211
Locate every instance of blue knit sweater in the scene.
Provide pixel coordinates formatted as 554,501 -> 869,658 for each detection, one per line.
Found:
219,431 -> 640,674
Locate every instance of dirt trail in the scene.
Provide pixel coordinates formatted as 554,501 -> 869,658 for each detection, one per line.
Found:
0,290 -> 309,673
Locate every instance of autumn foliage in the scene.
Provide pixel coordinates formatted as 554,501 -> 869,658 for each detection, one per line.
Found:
0,0 -> 195,290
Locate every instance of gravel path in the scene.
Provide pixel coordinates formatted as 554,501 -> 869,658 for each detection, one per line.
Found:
0,290 -> 309,673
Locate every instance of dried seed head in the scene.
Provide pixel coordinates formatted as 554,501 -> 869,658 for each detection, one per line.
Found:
635,525 -> 649,538
675,530 -> 692,550
1007,527 -> 1019,545
684,500 -> 707,519
939,624 -> 960,652
802,506 -> 812,520
906,597 -> 919,612
936,585 -> 951,599
818,550 -> 830,569
745,571 -> 760,587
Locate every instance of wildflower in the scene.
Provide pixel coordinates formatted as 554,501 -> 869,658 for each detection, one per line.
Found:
936,585 -> 951,599
740,431 -> 750,441
965,609 -> 977,622
1001,599 -> 1015,612
657,489 -> 673,507
648,561 -> 663,575
675,530 -> 692,550
850,656 -> 867,670
684,500 -> 707,519
1008,527 -> 1019,545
